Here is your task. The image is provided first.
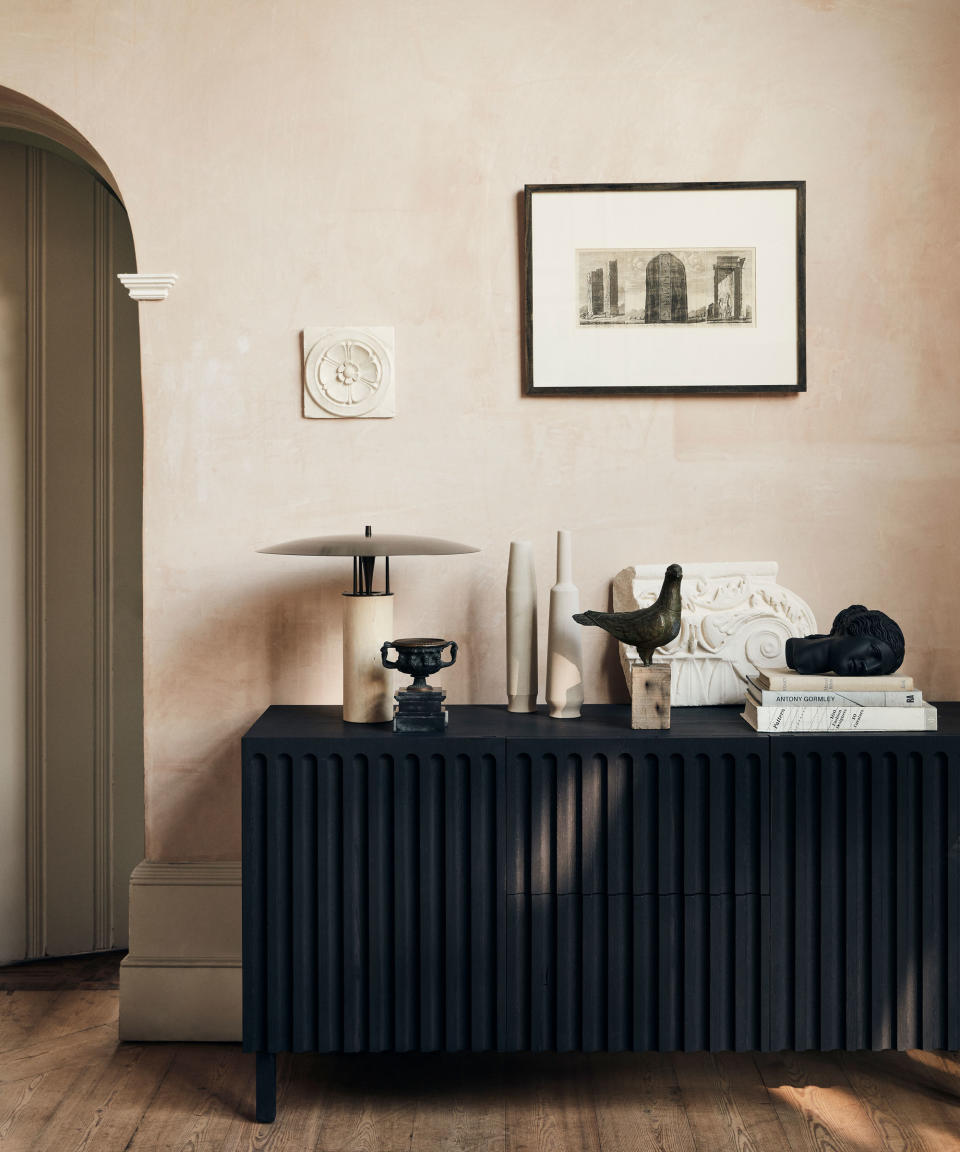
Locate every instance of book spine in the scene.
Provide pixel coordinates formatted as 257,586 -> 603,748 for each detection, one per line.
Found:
760,674 -> 914,691
745,704 -> 936,733
753,689 -> 923,708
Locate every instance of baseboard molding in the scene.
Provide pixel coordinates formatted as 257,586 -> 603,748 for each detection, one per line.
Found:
118,860 -> 241,1041
129,861 -> 243,886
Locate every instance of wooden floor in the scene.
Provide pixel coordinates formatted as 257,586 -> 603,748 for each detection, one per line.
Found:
1,954 -> 959,1150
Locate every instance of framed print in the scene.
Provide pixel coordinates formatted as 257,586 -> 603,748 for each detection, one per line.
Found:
522,182 -> 805,396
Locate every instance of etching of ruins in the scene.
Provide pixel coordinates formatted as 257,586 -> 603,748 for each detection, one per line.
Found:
577,248 -> 755,326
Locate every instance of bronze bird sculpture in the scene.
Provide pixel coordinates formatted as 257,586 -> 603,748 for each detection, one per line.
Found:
573,563 -> 683,665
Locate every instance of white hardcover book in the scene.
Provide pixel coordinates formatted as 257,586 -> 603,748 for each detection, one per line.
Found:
755,668 -> 914,691
745,677 -> 923,709
741,701 -> 937,733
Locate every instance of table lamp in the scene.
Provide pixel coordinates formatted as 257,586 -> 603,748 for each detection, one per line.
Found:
259,526 -> 479,722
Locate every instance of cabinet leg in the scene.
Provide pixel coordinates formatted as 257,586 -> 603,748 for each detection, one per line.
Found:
256,1051 -> 276,1123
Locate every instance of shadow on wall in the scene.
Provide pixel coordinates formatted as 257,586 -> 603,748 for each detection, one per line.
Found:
147,570 -> 348,860
600,582 -> 630,704
150,554 -> 502,860
150,569 -> 634,860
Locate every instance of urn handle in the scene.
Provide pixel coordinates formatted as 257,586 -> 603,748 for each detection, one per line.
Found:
380,641 -> 400,670
439,640 -> 458,669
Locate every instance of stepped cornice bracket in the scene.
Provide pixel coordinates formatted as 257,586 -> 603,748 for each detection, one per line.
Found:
117,273 -> 178,301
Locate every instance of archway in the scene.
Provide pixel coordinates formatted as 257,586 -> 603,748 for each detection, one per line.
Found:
0,88 -> 143,961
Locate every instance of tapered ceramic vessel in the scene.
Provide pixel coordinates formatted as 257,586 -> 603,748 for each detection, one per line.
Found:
506,540 -> 538,712
546,529 -> 583,719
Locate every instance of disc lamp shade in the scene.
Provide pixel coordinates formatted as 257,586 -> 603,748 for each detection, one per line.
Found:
259,527 -> 479,722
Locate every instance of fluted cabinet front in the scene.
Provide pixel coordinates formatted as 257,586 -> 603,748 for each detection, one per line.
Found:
503,742 -> 767,1052
769,739 -> 960,1051
243,704 -> 960,1074
243,742 -> 503,1054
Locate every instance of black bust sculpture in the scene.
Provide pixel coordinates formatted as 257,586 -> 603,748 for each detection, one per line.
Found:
784,605 -> 905,676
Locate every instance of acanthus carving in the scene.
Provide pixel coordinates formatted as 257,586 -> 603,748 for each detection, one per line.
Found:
612,561 -> 817,706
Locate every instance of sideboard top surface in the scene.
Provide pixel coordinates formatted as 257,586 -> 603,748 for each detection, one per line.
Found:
243,702 -> 960,743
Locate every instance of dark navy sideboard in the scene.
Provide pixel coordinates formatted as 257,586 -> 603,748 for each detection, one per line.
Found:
241,703 -> 960,1122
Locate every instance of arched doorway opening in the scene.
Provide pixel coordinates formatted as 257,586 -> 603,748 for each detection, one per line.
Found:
0,87 -> 143,961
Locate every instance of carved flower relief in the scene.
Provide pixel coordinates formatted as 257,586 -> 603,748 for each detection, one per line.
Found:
316,339 -> 383,407
302,327 -> 396,420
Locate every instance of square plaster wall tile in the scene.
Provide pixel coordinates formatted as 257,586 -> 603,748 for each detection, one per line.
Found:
302,327 -> 396,418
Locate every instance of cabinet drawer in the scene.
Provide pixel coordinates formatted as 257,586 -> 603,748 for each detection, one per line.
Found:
504,890 -> 766,1051
505,741 -> 768,896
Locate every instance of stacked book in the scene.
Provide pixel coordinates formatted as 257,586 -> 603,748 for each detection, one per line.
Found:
741,667 -> 937,732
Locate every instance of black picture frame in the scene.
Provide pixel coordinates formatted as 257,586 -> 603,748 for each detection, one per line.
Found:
522,181 -> 806,396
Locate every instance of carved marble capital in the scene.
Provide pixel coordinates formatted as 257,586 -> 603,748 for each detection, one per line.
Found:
612,561 -> 817,706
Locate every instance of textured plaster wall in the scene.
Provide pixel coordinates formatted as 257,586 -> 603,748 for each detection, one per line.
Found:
2,0 -> 957,860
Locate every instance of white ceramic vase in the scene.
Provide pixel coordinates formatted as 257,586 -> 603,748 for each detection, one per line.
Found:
546,529 -> 583,719
506,540 -> 538,712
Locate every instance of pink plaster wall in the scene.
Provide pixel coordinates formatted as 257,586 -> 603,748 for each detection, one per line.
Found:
2,0 -> 957,860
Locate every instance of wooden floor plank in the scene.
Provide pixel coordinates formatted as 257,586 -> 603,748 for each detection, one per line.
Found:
0,991 -> 62,1053
752,1053 -> 833,1152
590,1051 -> 697,1152
224,1052 -> 332,1152
755,1051 -> 893,1152
0,1060 -> 89,1150
26,1042 -> 175,1152
19,1038 -> 121,1151
712,1054 -> 797,1151
856,1052 -> 960,1149
0,1022 -> 117,1086
190,1051 -> 258,1152
412,1053 -> 506,1152
125,1044 -> 256,1152
894,1051 -> 960,1104
504,1053 -> 599,1152
672,1052 -> 792,1152
930,1051 -> 960,1081
837,1051 -> 942,1151
1,988 -> 119,1054
2,965 -> 960,1152
306,1052 -> 418,1152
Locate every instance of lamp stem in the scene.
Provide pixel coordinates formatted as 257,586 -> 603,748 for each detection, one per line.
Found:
360,524 -> 374,594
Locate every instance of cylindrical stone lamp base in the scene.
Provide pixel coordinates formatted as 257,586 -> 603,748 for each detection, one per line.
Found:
342,594 -> 395,723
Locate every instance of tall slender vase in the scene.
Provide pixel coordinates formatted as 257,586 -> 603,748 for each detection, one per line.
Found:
506,540 -> 538,712
546,529 -> 583,719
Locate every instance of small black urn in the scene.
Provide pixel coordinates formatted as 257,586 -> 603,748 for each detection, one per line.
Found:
381,638 -> 457,732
